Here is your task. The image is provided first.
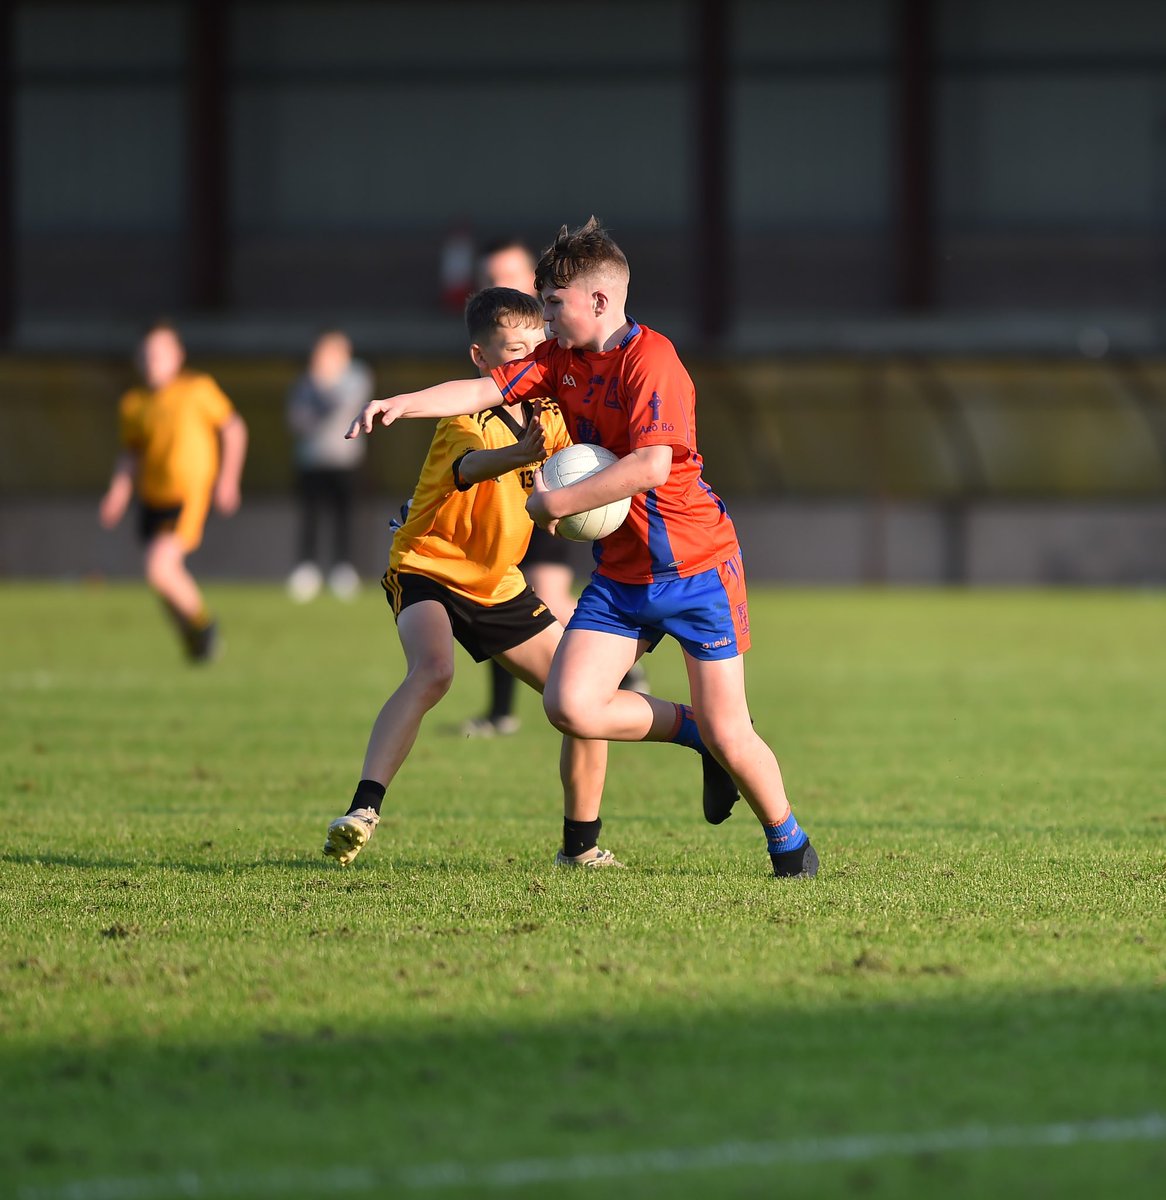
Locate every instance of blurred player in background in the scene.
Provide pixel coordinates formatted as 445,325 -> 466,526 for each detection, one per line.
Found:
463,239 -> 645,738
98,321 -> 248,663
285,330 -> 374,602
323,288 -> 615,868
347,218 -> 817,878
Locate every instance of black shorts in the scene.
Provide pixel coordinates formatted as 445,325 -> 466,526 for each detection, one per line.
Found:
520,524 -> 574,570
382,569 -> 557,663
137,503 -> 183,543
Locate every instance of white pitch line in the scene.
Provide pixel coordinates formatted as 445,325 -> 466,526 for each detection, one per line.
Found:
18,1113 -> 1166,1200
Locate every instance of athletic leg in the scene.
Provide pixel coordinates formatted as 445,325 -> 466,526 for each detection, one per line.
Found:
331,469 -> 355,568
495,623 -> 616,865
299,469 -> 321,566
684,653 -> 817,877
526,561 -> 645,693
359,601 -> 456,784
523,562 -> 576,627
288,470 -> 324,601
144,532 -> 204,621
143,531 -> 219,660
488,660 -> 519,728
467,560 -> 574,737
542,628 -> 687,742
683,654 -> 787,823
458,660 -> 517,737
326,470 -> 359,598
325,600 -> 456,865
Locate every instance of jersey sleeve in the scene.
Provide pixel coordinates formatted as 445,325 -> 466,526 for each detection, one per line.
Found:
196,376 -> 237,428
624,338 -> 695,454
489,340 -> 559,405
541,402 -> 573,455
433,416 -> 488,492
117,391 -> 145,453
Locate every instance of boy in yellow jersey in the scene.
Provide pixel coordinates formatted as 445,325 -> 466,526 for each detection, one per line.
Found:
99,322 -> 248,662
323,289 -> 614,868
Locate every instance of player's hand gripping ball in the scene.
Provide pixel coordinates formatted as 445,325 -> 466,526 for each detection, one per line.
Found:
539,444 -> 631,542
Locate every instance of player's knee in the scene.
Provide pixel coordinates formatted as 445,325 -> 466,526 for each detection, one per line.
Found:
408,656 -> 454,705
544,691 -> 602,734
697,718 -> 753,769
144,553 -> 173,592
543,688 -> 588,737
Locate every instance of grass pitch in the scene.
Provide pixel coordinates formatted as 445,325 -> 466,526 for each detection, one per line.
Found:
1,583 -> 1163,1199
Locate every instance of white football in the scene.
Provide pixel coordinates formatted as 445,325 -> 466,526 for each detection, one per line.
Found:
540,444 -> 631,542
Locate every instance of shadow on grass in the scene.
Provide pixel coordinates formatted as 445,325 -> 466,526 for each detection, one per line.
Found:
1,849 -> 761,882
0,851 -> 343,875
3,986 -> 1164,1200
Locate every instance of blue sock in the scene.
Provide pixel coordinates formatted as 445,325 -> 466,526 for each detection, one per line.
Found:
765,811 -> 808,858
666,703 -> 707,753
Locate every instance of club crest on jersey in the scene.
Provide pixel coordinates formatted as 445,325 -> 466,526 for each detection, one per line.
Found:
574,417 -> 599,444
561,373 -> 577,388
649,391 -> 663,420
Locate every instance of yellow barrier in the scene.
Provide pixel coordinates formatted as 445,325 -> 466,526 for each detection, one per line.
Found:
2,356 -> 1164,498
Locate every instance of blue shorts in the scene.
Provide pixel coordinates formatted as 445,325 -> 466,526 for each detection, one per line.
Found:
568,555 -> 751,661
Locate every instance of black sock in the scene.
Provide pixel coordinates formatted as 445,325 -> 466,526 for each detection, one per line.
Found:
489,660 -> 516,722
563,817 -> 601,858
348,779 -> 386,816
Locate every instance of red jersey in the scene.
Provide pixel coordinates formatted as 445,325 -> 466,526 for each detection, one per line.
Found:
490,323 -> 739,584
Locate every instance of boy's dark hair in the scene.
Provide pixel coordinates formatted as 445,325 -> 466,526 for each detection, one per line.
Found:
464,287 -> 543,342
534,216 -> 629,293
479,236 -> 534,262
141,317 -> 182,343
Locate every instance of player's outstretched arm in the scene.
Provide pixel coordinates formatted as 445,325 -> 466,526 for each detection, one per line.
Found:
346,376 -> 502,439
98,452 -> 138,529
214,414 -> 248,515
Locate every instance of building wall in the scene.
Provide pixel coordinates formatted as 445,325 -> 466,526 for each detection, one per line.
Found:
11,0 -> 1166,322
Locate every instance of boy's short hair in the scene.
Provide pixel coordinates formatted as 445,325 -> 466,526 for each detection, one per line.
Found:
464,287 -> 543,342
479,236 -> 534,263
141,318 -> 182,343
534,216 -> 629,293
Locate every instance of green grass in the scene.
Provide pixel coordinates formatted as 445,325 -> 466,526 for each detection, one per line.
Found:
1,583 -> 1164,1199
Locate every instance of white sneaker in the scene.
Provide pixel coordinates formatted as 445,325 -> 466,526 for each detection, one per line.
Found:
323,807 -> 380,866
460,714 -> 521,738
554,846 -> 625,868
287,561 -> 323,603
328,562 -> 360,600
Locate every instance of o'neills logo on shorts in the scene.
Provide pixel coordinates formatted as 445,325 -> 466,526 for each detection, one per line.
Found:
702,636 -> 732,650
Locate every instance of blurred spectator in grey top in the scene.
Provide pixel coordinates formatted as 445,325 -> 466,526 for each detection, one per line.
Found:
286,330 -> 373,601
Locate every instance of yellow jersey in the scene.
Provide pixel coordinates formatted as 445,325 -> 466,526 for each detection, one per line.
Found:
118,372 -> 236,506
390,400 -> 571,606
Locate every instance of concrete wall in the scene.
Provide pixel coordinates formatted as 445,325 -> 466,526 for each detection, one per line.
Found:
4,497 -> 1163,587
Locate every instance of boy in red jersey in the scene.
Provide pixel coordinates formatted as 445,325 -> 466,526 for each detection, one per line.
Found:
348,219 -> 817,878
